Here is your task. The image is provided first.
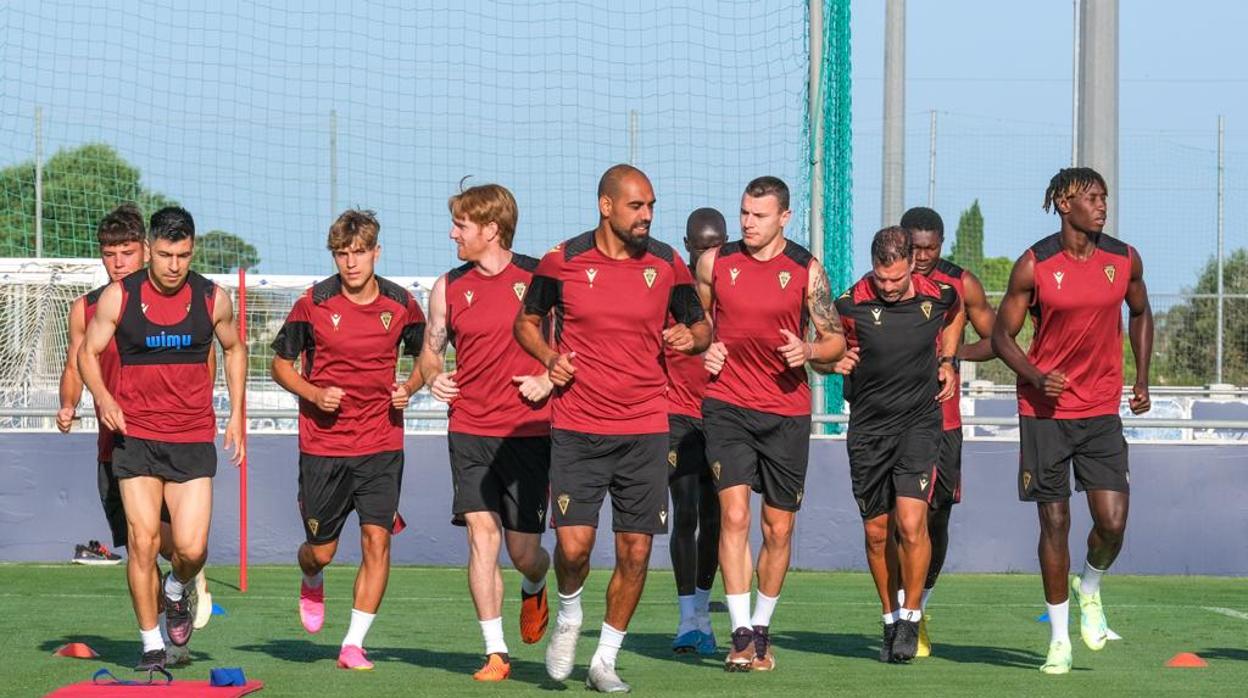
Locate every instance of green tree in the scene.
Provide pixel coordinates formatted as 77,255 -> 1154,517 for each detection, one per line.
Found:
1154,249 -> 1248,386
949,200 -> 985,272
193,230 -> 260,274
0,143 -> 260,270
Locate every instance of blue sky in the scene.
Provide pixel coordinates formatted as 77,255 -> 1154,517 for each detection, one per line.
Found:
2,0 -> 1244,295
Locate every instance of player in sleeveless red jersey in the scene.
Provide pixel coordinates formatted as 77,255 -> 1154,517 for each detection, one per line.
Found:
515,165 -> 710,693
831,227 -> 964,663
694,177 -> 846,672
57,204 -> 214,663
420,184 -> 553,682
79,207 -> 247,672
666,208 -> 727,656
897,206 -> 998,656
992,168 -> 1153,675
271,210 -> 425,671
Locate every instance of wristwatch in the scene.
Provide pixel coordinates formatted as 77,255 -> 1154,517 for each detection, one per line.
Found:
939,355 -> 961,373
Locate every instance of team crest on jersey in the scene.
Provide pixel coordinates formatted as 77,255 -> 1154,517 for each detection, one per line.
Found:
778,270 -> 792,289
557,493 -> 571,515
920,301 -> 933,319
307,518 -> 320,536
668,450 -> 678,468
919,474 -> 929,491
586,268 -> 598,287
1053,271 -> 1065,290
711,461 -> 722,481
512,282 -> 527,301
729,267 -> 741,285
643,266 -> 657,288
141,303 -> 150,315
330,313 -> 342,330
464,290 -> 475,306
185,302 -> 191,313
379,311 -> 393,330
1022,471 -> 1032,491
871,307 -> 883,325
1103,264 -> 1116,284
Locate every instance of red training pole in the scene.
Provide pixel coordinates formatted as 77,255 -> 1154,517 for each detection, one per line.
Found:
238,267 -> 249,593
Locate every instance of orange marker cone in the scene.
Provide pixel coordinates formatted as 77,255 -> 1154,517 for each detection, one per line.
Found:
53,642 -> 99,659
1165,652 -> 1208,668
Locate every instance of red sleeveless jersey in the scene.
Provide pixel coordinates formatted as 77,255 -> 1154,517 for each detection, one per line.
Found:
82,285 -> 122,461
444,254 -> 551,437
114,271 -> 218,443
1018,233 -> 1133,419
927,259 -> 966,430
665,313 -> 707,419
704,239 -> 812,417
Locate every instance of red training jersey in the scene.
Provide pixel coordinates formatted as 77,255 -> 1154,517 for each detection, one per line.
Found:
523,231 -> 705,435
113,271 -> 217,443
82,285 -> 122,461
927,258 -> 966,431
1018,232 -> 1133,419
272,275 -> 426,457
444,254 -> 551,437
704,239 -> 813,417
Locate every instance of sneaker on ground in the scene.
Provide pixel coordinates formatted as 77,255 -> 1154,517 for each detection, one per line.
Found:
337,644 -> 374,670
586,658 -> 631,693
545,620 -> 581,681
71,540 -> 123,566
1039,639 -> 1073,675
724,627 -> 754,672
891,619 -> 920,662
473,652 -> 511,682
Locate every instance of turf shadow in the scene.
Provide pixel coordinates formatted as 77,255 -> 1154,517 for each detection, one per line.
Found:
39,634 -> 215,665
621,631 -> 731,667
1200,647 -> 1248,662
233,638 -> 561,687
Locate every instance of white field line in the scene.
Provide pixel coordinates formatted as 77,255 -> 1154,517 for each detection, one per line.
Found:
1203,606 -> 1248,620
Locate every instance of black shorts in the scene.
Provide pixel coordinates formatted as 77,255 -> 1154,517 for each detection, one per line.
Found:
97,461 -> 170,549
299,450 -> 404,544
667,414 -> 709,482
549,429 -> 668,535
846,412 -> 943,520
930,428 -> 963,511
112,435 -> 217,483
1019,415 -> 1129,502
702,398 -> 811,512
448,432 -> 550,534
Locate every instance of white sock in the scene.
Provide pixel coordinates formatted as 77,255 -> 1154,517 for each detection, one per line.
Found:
725,592 -> 751,631
677,595 -> 698,634
557,586 -> 583,626
899,607 -> 923,623
521,575 -> 546,596
140,625 -> 164,653
921,587 -> 933,612
480,616 -> 508,655
882,612 -> 897,625
1080,562 -> 1106,596
303,571 -> 323,589
164,573 -> 186,599
896,589 -> 906,609
342,608 -> 376,648
591,623 -> 626,667
750,591 -> 779,628
1047,600 -> 1070,644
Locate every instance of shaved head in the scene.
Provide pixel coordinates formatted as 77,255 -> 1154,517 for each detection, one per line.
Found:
598,163 -> 650,199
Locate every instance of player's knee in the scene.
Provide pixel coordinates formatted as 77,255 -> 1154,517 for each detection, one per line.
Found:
672,506 -> 699,534
720,503 -> 750,534
467,519 -> 502,550
1038,504 -> 1071,533
863,518 -> 889,552
360,527 -> 391,557
1094,517 -> 1126,543
761,516 -> 794,546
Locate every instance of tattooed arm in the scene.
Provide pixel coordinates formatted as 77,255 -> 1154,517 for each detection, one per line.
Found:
804,261 -> 847,374
419,274 -> 459,402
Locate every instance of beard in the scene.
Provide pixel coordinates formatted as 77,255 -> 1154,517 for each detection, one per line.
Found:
611,222 -> 650,255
